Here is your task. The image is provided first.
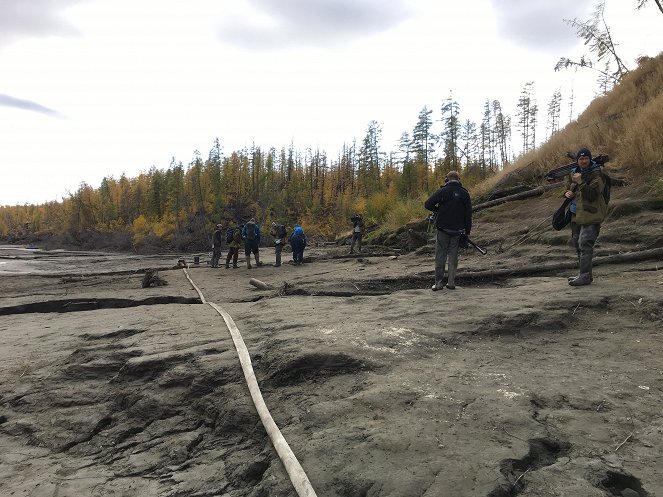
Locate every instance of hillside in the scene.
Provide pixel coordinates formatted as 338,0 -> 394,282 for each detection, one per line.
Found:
472,52 -> 663,205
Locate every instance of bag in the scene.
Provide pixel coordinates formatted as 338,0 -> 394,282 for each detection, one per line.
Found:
552,198 -> 573,231
459,234 -> 469,249
277,224 -> 287,239
602,171 -> 612,205
225,228 -> 234,244
245,221 -> 256,240
233,229 -> 243,244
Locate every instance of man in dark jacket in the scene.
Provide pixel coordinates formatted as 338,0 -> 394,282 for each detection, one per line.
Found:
424,171 -> 472,290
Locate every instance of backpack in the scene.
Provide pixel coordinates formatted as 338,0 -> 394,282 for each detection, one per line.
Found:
601,171 -> 612,205
245,221 -> 256,240
277,224 -> 287,239
225,228 -> 234,243
233,229 -> 243,244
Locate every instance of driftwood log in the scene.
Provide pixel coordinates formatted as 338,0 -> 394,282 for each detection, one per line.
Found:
454,247 -> 663,281
472,182 -> 563,212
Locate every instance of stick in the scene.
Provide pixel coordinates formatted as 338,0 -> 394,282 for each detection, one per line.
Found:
513,467 -> 531,486
615,433 -> 633,452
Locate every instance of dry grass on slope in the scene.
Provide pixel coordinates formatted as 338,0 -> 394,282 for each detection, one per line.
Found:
473,51 -> 663,200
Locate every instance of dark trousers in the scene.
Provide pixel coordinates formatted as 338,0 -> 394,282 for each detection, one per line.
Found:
350,232 -> 362,252
225,247 -> 239,267
274,242 -> 283,266
293,250 -> 304,265
435,230 -> 460,288
211,247 -> 221,267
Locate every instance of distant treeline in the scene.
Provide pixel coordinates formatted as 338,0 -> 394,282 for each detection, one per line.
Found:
1,93 -> 530,250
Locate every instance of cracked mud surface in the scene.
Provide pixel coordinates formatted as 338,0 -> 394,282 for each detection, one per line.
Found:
1,192 -> 662,496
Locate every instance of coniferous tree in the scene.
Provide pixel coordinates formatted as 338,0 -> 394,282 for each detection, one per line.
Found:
440,97 -> 461,172
492,100 -> 511,168
546,90 -> 563,139
516,82 -> 536,154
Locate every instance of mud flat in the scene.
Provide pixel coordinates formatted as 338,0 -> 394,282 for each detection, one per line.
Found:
1,215 -> 662,497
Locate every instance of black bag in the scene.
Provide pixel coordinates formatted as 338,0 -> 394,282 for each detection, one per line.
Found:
552,198 -> 573,231
225,228 -> 234,243
459,234 -> 469,249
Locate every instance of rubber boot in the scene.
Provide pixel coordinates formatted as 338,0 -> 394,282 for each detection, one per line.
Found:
569,254 -> 592,286
568,253 -> 582,282
255,253 -> 262,267
569,273 -> 591,286
246,256 -> 252,269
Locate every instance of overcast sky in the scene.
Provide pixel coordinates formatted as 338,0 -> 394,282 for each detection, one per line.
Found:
1,0 -> 661,205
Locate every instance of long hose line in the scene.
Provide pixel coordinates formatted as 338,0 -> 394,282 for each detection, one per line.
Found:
182,268 -> 318,497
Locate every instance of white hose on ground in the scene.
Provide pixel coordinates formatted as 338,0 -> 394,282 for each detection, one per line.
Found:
182,269 -> 318,497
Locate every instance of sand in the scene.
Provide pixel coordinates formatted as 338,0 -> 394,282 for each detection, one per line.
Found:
1,193 -> 662,497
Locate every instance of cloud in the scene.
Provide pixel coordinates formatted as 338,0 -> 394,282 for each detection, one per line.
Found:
489,0 -> 593,52
0,93 -> 64,118
217,0 -> 412,49
0,0 -> 83,47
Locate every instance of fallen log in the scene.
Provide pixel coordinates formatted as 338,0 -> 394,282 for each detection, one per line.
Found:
398,247 -> 663,283
472,182 -> 563,212
456,247 -> 663,280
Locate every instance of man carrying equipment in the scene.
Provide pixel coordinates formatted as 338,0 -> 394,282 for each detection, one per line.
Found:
424,171 -> 472,291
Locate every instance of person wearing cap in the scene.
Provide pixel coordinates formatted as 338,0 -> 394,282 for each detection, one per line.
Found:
424,170 -> 472,290
210,223 -> 223,268
563,147 -> 608,286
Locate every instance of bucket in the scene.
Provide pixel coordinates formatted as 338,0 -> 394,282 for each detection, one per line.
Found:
193,255 -> 200,265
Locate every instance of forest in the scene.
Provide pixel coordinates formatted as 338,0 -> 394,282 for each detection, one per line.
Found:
2,10 -> 662,252
0,75 -> 576,253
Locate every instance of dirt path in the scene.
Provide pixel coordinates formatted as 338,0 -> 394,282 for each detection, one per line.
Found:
1,195 -> 662,497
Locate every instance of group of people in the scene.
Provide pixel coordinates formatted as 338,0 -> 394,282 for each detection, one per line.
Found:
424,147 -> 607,289
210,219 -> 307,269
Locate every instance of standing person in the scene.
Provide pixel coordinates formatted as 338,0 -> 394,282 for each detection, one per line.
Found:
564,147 -> 608,286
270,222 -> 288,267
424,171 -> 472,291
225,224 -> 242,269
290,224 -> 306,265
210,224 -> 223,268
242,218 -> 262,269
349,213 -> 364,254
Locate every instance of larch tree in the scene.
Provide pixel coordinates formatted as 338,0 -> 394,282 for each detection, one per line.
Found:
546,89 -> 563,139
555,0 -> 629,85
516,82 -> 536,154
440,97 -> 461,172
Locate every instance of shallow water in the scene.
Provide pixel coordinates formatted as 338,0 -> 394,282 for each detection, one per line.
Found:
0,245 -> 191,276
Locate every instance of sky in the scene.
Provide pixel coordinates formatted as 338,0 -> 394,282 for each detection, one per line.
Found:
1,0 -> 661,205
